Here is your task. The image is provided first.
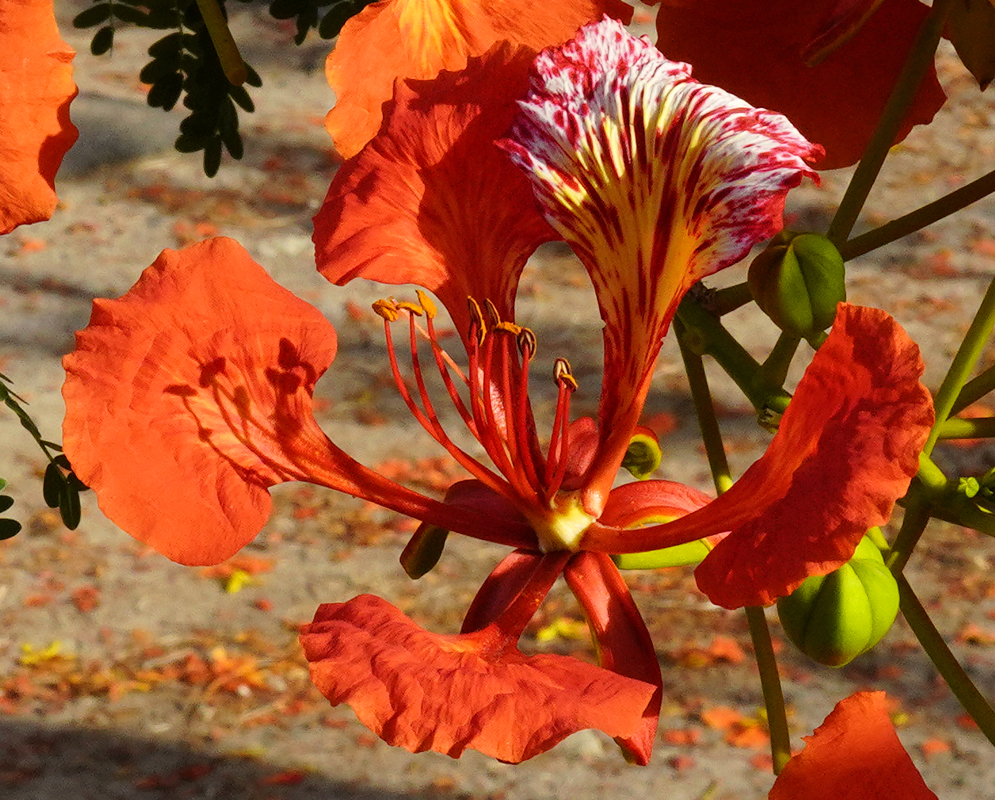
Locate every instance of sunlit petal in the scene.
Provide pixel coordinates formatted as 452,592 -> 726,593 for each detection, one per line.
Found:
301,593 -> 656,762
565,551 -> 661,765
0,0 -> 78,233
315,44 -> 556,339
770,692 -> 938,799
581,305 -> 932,609
63,238 -> 528,565
504,18 -> 820,500
324,0 -> 634,158
655,0 -> 946,170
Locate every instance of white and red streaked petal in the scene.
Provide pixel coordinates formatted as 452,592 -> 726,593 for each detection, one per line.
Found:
503,18 -> 821,509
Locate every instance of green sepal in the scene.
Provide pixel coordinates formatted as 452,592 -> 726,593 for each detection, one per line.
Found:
621,432 -> 662,480
400,523 -> 449,579
613,539 -> 711,570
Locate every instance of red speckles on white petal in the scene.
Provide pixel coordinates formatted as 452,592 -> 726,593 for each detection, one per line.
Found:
501,17 -> 822,499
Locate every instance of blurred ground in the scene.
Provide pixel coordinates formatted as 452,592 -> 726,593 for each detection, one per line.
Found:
2,4 -> 995,799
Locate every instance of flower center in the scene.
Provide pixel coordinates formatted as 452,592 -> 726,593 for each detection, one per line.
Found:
373,293 -> 594,549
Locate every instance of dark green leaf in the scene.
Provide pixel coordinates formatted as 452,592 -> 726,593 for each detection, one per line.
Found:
148,31 -> 186,59
319,2 -> 353,38
244,64 -> 262,88
229,84 -> 254,112
269,0 -> 303,20
111,4 -> 150,24
43,463 -> 63,509
68,471 -> 90,493
0,496 -> 13,514
0,519 -> 21,540
73,3 -> 112,29
60,487 -> 82,531
203,137 -> 223,177
91,25 -> 115,56
175,133 -> 206,153
147,74 -> 183,110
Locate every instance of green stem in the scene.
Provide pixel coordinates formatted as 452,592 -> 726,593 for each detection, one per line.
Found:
937,417 -> 995,439
951,363 -> 995,416
826,0 -> 953,246
194,0 -> 247,85
924,274 -> 995,457
676,320 -> 732,494
676,326 -> 789,773
676,297 -> 792,416
898,574 -> 995,747
758,332 -> 801,390
711,282 -> 754,316
842,168 -> 995,260
745,606 -> 792,774
886,488 -> 933,575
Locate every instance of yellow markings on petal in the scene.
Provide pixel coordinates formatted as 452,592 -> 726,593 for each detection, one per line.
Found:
394,0 -> 471,73
528,491 -> 595,553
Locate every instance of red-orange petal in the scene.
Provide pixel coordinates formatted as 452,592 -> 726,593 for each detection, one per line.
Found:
655,0 -> 946,170
770,692 -> 938,800
62,238 -> 341,565
0,0 -> 78,233
580,305 -> 933,608
565,552 -> 662,765
323,0 -> 634,159
301,594 -> 656,762
694,305 -> 932,608
314,44 -> 557,340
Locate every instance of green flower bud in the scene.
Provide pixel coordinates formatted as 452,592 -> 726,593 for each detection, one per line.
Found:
776,533 -> 899,667
748,232 -> 846,342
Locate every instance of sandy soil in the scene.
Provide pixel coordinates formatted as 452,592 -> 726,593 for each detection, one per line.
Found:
2,4 -> 995,799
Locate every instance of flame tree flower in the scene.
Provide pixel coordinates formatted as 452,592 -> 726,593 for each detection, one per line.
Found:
0,0 -> 78,233
323,0 -> 633,159
64,20 -> 932,765
652,0 -> 947,169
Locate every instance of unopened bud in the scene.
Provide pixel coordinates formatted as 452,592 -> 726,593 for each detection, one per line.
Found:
776,532 -> 899,667
748,232 -> 846,343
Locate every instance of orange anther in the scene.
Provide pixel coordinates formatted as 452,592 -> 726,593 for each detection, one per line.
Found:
416,290 -> 437,319
372,298 -> 400,322
554,358 -> 577,391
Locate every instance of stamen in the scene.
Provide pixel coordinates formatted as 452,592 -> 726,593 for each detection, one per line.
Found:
415,290 -> 437,319
377,300 -> 510,498
467,297 -> 487,346
372,298 -> 401,322
545,358 -> 577,499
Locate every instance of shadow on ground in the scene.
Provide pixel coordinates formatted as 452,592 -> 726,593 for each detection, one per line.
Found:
1,719 -> 452,800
